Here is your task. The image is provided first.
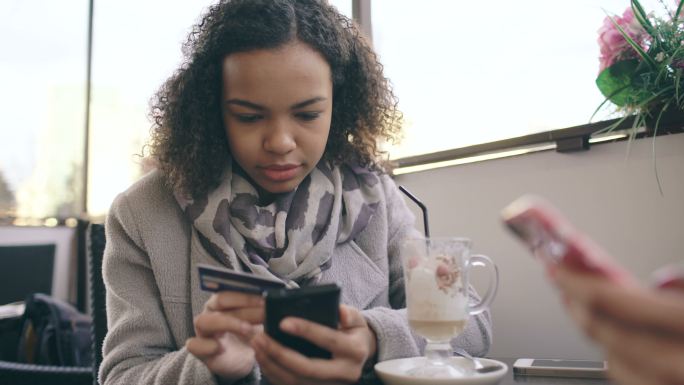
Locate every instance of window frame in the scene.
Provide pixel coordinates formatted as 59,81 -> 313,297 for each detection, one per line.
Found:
356,0 -> 684,174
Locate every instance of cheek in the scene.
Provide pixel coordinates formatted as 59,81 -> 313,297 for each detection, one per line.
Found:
317,115 -> 333,148
314,127 -> 332,156
225,129 -> 238,154
225,127 -> 254,161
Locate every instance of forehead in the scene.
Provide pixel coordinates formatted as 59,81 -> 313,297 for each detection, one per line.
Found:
222,42 -> 332,98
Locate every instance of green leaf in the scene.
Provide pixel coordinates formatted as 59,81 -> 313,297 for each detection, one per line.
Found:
676,69 -> 682,104
589,96 -> 614,122
596,59 -> 650,106
631,0 -> 656,37
674,0 -> 684,23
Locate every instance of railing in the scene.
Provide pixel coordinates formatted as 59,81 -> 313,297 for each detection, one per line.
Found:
394,112 -> 684,170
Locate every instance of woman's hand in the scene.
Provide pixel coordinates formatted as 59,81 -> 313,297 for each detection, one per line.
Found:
553,264 -> 684,385
251,304 -> 377,385
186,291 -> 265,381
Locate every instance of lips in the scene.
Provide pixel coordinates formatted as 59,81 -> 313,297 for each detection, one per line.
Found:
260,164 -> 302,182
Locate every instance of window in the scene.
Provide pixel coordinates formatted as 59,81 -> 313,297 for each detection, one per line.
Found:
372,0 -> 667,159
7,1 -> 660,219
88,0 -> 218,216
0,0 -> 88,219
330,0 -> 352,18
88,0 -> 353,217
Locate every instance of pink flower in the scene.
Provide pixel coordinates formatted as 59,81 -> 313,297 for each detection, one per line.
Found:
598,8 -> 650,72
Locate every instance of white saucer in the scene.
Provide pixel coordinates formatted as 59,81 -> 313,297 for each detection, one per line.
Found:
375,357 -> 508,385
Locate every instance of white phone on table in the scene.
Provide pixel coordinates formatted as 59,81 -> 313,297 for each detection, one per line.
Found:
513,358 -> 607,379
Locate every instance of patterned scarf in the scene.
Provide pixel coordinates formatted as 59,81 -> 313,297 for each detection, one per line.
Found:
175,160 -> 382,286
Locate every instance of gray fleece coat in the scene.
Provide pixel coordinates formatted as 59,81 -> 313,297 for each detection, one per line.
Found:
99,170 -> 492,385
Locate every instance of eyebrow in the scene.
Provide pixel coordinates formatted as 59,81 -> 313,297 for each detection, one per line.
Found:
225,96 -> 327,111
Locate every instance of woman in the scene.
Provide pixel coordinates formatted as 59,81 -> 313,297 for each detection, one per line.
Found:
99,1 -> 493,384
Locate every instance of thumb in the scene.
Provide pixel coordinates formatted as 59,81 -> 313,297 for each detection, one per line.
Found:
338,304 -> 364,329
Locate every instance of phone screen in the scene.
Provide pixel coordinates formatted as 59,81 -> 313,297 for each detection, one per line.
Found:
531,359 -> 604,368
504,213 -> 568,265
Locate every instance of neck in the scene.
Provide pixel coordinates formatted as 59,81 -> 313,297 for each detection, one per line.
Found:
256,186 -> 277,206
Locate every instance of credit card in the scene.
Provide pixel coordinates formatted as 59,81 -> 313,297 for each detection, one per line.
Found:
198,263 -> 286,294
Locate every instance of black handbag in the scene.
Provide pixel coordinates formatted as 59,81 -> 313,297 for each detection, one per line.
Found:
16,294 -> 93,367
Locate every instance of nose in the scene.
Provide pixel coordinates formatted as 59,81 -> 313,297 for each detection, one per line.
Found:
263,119 -> 296,155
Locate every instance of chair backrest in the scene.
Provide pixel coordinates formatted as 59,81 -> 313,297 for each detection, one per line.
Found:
86,223 -> 106,385
0,225 -> 100,385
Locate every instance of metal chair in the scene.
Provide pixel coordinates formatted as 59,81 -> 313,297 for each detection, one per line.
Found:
0,223 -> 107,385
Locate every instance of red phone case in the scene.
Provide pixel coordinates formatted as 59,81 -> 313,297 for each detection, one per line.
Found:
501,195 -> 632,283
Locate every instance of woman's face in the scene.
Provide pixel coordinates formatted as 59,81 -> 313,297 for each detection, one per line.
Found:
222,41 -> 333,195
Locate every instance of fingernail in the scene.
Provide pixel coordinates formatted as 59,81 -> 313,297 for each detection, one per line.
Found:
280,319 -> 295,332
256,334 -> 268,348
240,322 -> 253,335
208,293 -> 218,307
252,334 -> 261,345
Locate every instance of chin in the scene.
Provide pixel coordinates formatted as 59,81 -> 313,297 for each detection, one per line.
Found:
261,180 -> 300,195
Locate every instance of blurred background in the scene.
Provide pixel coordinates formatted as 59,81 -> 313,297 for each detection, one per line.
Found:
1,0 -> 656,220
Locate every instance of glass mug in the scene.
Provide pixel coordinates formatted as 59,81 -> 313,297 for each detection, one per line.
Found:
402,237 -> 499,377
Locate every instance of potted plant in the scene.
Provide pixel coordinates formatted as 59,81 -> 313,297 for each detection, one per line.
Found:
594,0 -> 684,136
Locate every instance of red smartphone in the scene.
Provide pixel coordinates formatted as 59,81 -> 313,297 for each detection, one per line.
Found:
501,195 -> 632,283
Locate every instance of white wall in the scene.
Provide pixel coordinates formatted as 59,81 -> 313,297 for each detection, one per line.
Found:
395,133 -> 684,360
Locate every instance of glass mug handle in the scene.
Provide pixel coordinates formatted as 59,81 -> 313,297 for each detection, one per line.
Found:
466,254 -> 499,315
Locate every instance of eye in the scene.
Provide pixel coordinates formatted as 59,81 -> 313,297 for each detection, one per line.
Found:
235,114 -> 263,123
295,111 -> 321,121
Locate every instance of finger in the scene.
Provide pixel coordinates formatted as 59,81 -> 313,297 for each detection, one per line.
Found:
252,335 -> 306,385
555,266 -> 684,336
340,305 -> 377,357
553,264 -> 609,298
564,299 -> 596,338
194,311 -> 254,337
338,304 -> 366,329
596,319 -> 684,384
227,306 -> 265,324
606,353 -> 663,385
205,291 -> 264,311
254,332 -> 361,383
280,316 -> 366,362
266,322 -> 364,382
185,336 -> 220,359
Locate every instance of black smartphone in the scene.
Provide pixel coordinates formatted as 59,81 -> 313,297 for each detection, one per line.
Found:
264,284 -> 340,359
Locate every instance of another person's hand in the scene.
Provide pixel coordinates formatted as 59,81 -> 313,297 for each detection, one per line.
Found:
186,292 -> 265,381
251,304 -> 377,385
553,264 -> 684,385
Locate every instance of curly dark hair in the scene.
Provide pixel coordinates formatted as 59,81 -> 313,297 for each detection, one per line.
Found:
148,0 -> 402,199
